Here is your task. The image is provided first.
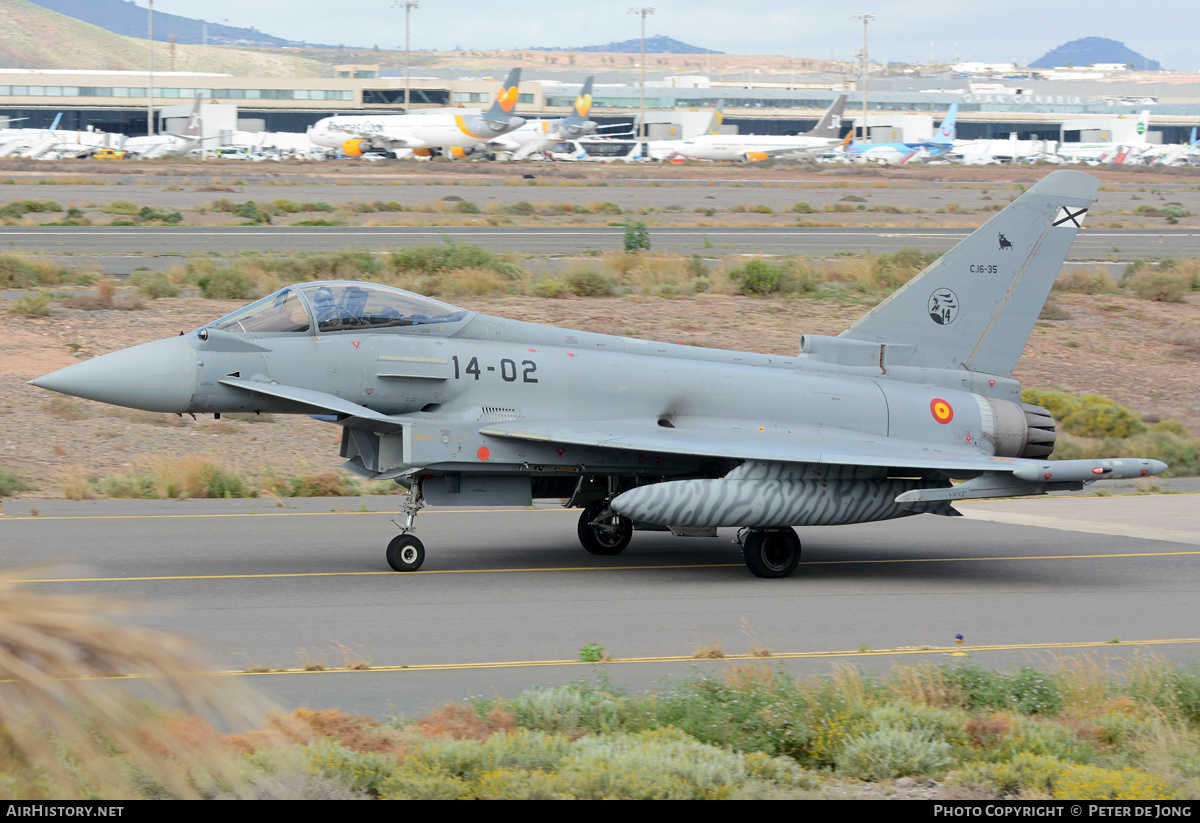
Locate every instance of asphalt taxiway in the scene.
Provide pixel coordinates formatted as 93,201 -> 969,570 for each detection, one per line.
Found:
2,226 -> 1199,262
2,490 -> 1198,719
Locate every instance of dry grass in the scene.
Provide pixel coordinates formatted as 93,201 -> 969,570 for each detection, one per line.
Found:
59,465 -> 95,500
886,663 -> 961,710
721,661 -> 777,691
692,640 -> 726,660
1055,267 -> 1114,294
413,703 -> 515,742
335,642 -> 371,671
740,618 -> 772,658
0,566 -> 273,798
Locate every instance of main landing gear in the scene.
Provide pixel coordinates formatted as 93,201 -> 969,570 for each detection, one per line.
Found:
577,501 -> 633,555
738,528 -> 802,578
386,477 -> 426,572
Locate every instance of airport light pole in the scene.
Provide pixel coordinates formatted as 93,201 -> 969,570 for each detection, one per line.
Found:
852,13 -> 875,143
629,6 -> 654,140
147,0 -> 154,136
394,1 -> 419,112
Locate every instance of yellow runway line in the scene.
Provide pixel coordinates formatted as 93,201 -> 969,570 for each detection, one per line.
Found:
53,637 -> 1200,682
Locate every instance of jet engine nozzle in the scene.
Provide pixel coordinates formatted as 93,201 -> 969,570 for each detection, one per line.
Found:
980,398 -> 1057,459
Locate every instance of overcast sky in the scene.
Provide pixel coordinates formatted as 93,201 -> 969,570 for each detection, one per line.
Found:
141,1 -> 1189,70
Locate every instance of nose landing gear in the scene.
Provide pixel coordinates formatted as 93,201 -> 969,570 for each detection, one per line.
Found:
386,477 -> 426,572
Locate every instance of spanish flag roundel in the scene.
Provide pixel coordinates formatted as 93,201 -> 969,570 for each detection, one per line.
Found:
930,398 -> 954,424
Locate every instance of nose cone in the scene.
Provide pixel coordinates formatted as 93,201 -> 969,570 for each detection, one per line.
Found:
30,336 -> 197,413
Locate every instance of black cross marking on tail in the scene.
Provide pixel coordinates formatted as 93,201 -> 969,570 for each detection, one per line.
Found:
1053,207 -> 1088,228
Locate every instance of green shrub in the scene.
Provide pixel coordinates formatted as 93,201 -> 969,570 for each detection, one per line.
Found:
872,247 -> 937,289
564,266 -> 617,297
390,241 -> 523,280
1128,269 -> 1189,302
593,201 -> 622,216
137,206 -> 182,224
1061,395 -> 1146,439
835,728 -> 953,781
0,199 -> 62,218
129,271 -> 179,299
95,472 -> 161,499
977,714 -> 1098,764
0,255 -> 42,288
509,685 -> 624,736
8,291 -> 51,316
1054,268 -> 1112,293
100,200 -> 140,216
528,277 -> 570,298
729,259 -> 783,295
949,752 -> 1069,797
943,664 -> 1064,715
267,199 -> 304,214
623,218 -> 651,254
791,202 -> 814,213
1020,390 -> 1147,440
0,467 -> 33,497
264,471 -> 360,498
236,201 -> 272,225
195,268 -> 257,300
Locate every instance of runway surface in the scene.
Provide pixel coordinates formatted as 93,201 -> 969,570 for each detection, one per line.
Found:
0,226 -> 1197,271
2,491 -> 1198,719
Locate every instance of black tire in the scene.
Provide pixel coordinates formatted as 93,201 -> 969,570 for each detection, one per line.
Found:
386,534 -> 425,572
577,502 -> 632,555
742,529 -> 801,578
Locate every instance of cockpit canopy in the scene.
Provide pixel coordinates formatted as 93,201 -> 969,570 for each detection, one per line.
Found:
205,282 -> 470,335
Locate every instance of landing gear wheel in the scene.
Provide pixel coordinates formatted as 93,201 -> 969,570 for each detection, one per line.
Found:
577,502 -> 633,555
742,529 -> 801,578
386,534 -> 425,572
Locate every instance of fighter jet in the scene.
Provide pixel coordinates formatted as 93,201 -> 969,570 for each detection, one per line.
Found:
31,170 -> 1165,578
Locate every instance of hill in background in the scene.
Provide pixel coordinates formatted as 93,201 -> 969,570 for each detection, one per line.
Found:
0,0 -> 327,75
1031,37 -> 1159,70
26,0 -> 331,48
534,35 -> 721,55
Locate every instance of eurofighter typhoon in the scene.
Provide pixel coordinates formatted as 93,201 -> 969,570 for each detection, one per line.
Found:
31,171 -> 1165,578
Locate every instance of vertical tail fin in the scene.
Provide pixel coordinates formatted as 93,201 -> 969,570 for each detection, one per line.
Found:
49,113 -> 62,131
1132,110 -> 1150,145
566,77 -> 594,124
931,103 -> 958,146
839,170 -> 1099,377
181,95 -> 203,138
483,68 -> 522,124
705,100 -> 726,136
558,77 -> 596,136
807,94 -> 847,139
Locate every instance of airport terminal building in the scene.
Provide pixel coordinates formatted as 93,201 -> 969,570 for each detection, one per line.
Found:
1,67 -> 1198,145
